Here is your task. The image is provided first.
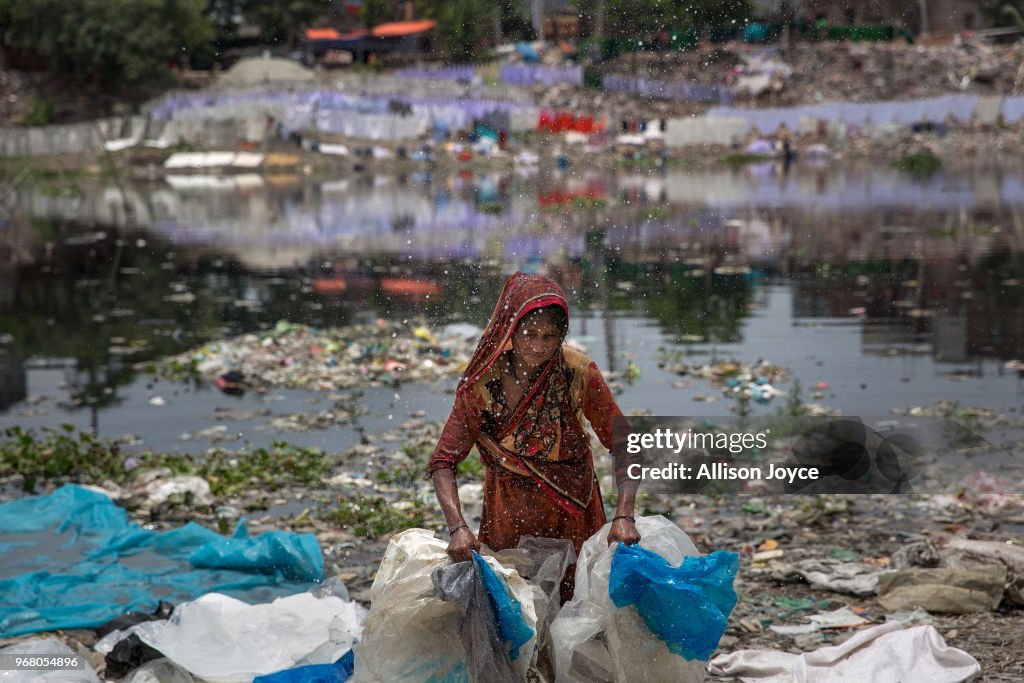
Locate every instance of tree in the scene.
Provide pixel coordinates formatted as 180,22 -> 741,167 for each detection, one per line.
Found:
420,0 -> 496,62
238,0 -> 330,45
981,1 -> 1024,29
361,0 -> 394,29
576,0 -> 752,38
0,0 -> 212,88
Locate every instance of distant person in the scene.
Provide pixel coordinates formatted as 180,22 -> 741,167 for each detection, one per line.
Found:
429,272 -> 640,601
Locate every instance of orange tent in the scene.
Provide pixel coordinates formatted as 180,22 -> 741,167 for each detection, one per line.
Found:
305,28 -> 342,41
370,20 -> 437,38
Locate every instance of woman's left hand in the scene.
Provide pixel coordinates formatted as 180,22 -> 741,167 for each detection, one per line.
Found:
608,517 -> 641,546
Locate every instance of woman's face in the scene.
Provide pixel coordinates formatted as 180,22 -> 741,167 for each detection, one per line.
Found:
512,313 -> 563,370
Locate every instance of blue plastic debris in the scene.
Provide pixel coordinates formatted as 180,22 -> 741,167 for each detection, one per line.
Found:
609,545 -> 740,661
253,649 -> 354,683
0,485 -> 324,637
472,553 -> 534,661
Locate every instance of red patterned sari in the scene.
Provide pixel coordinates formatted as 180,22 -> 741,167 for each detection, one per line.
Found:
428,273 -> 626,595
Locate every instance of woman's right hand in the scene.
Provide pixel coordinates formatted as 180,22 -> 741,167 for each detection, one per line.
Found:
447,526 -> 480,563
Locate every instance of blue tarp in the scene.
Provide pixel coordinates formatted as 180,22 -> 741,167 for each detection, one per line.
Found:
0,485 -> 324,637
515,42 -> 540,63
254,650 -> 354,683
609,545 -> 739,661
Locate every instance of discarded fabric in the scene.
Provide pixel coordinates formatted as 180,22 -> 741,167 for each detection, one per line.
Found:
709,622 -> 980,683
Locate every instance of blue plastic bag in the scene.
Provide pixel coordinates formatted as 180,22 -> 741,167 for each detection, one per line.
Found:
472,553 -> 533,661
254,649 -> 354,683
609,545 -> 739,661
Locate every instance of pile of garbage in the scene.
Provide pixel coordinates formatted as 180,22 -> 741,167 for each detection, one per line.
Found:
151,320 -> 481,392
769,39 -> 1024,106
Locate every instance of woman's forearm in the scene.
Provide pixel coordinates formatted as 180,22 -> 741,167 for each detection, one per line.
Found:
614,477 -> 639,517
431,468 -> 467,529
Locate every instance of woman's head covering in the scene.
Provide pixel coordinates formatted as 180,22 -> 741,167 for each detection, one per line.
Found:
458,272 -> 568,395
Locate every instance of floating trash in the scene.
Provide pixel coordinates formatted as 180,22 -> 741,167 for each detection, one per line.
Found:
151,320 -> 480,391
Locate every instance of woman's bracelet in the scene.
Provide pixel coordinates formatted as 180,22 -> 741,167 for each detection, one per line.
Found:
612,515 -> 635,523
449,523 -> 469,534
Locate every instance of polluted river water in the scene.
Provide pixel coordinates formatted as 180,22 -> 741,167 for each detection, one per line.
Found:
1,161 -> 1022,454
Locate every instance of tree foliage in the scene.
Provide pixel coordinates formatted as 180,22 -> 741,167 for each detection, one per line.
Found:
420,0 -> 496,62
579,0 -> 753,37
360,0 -> 394,30
0,0 -> 212,88
237,0 -> 330,45
981,1 -> 1024,30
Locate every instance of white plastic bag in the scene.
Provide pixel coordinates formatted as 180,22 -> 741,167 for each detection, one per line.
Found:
128,592 -> 364,683
351,528 -> 542,682
121,658 -> 196,683
549,515 -> 707,683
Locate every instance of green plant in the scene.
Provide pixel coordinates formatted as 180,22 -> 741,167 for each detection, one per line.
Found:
456,454 -> 484,478
324,494 -> 427,538
23,96 -> 55,127
892,152 -> 942,175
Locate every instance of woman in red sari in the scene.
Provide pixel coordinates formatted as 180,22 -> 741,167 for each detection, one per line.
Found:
429,272 -> 640,600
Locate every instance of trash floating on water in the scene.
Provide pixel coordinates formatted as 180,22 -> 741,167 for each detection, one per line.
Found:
150,320 -> 480,391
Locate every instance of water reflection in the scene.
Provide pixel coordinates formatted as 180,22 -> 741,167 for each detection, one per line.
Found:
1,163 -> 1023,435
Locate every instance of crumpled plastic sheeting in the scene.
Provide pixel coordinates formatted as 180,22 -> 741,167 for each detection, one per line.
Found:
708,622 -> 980,683
350,529 -> 541,683
549,515 -> 710,683
121,658 -> 196,683
123,592 -> 363,683
492,536 -> 576,658
0,485 -> 324,637
432,555 -> 533,683
770,558 -> 881,597
0,637 -> 101,683
609,545 -> 739,661
253,650 -> 354,683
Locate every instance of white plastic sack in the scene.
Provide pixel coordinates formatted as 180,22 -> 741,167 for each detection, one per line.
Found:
549,515 -> 706,683
128,592 -> 364,683
0,638 -> 100,683
351,528 -> 542,683
708,622 -> 980,683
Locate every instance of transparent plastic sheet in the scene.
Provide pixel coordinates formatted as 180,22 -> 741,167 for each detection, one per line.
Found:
125,592 -> 363,683
121,658 -> 196,683
351,529 -> 543,683
432,558 -> 526,683
350,530 -> 465,682
549,516 -> 719,683
492,536 -> 576,663
0,638 -> 100,683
